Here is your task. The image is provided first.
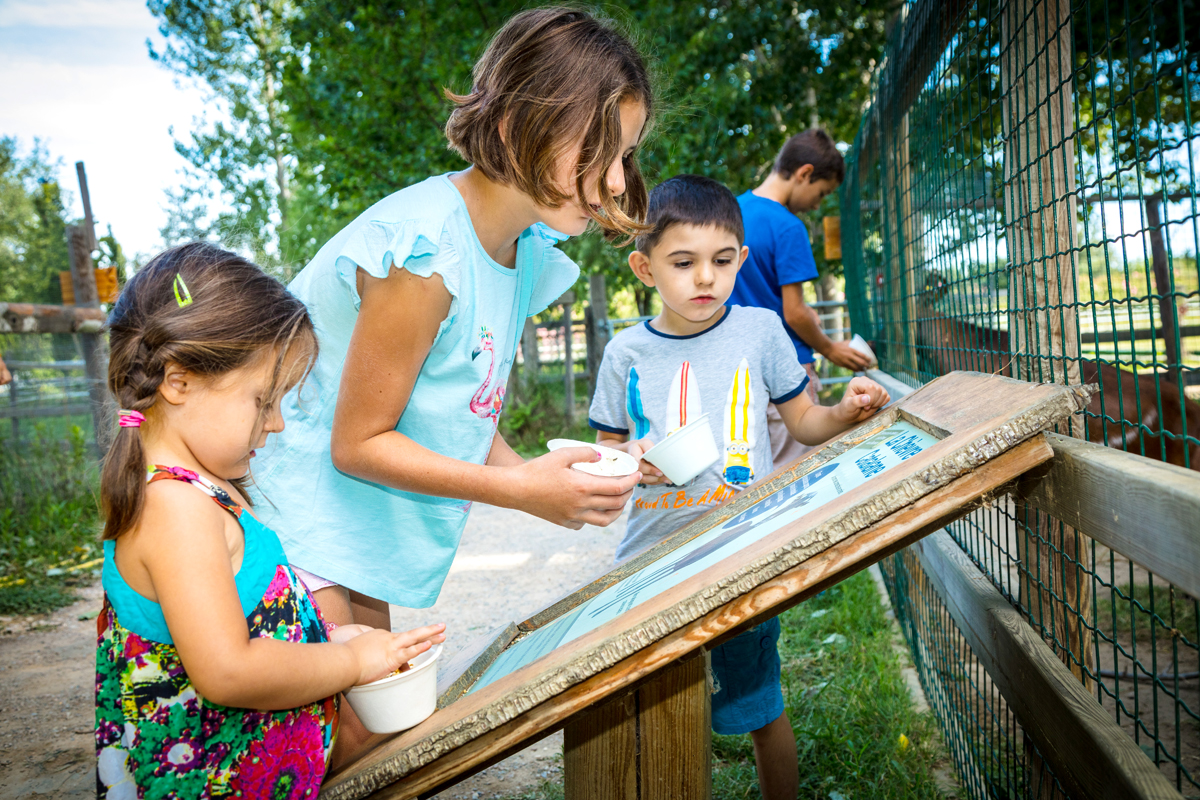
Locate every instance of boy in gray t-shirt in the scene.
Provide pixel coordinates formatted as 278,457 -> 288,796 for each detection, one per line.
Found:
589,175 -> 888,800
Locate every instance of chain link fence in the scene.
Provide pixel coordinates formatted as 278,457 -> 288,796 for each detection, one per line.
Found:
842,0 -> 1199,795
0,333 -> 97,444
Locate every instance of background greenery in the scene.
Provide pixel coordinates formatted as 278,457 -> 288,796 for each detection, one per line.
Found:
149,0 -> 900,294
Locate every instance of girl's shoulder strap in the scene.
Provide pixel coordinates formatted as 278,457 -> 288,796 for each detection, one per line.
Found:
146,465 -> 243,517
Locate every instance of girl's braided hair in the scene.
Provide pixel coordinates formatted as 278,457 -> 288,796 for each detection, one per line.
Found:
100,242 -> 317,540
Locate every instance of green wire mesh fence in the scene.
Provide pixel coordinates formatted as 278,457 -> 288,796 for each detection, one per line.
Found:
842,0 -> 1199,795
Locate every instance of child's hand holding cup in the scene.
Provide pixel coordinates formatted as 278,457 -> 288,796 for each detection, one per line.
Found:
333,623 -> 446,686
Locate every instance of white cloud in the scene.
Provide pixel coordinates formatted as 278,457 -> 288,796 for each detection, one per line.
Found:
0,0 -> 148,29
0,0 -> 223,257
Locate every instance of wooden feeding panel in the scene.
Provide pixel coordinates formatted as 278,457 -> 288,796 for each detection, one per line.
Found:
322,371 -> 1090,800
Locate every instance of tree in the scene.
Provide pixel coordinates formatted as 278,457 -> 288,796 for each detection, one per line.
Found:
149,0 -> 298,271
0,137 -> 72,304
154,1 -> 896,292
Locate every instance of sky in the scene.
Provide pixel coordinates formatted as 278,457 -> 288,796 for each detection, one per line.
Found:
0,0 -> 1193,268
0,0 -> 216,259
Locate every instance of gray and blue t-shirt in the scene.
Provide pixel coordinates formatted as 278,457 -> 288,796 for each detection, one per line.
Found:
589,305 -> 809,561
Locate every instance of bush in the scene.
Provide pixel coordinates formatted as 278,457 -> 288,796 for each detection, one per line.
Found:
0,422 -> 102,615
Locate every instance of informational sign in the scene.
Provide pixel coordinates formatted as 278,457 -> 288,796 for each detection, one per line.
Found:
471,420 -> 938,692
323,372 -> 1089,800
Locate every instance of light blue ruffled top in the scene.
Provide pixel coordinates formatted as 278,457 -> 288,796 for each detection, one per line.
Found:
250,174 -> 579,608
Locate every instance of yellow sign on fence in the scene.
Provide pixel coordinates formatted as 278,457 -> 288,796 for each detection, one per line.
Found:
60,267 -> 119,304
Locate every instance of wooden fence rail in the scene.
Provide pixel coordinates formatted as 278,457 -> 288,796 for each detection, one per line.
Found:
868,367 -> 1198,798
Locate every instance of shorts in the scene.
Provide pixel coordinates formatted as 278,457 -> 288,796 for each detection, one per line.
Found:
291,564 -> 339,593
710,616 -> 785,735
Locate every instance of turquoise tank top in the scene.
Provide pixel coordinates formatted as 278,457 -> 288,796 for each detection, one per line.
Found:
250,174 -> 579,608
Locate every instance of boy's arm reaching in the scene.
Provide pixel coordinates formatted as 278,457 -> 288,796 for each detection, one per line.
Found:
775,376 -> 890,445
780,283 -> 870,371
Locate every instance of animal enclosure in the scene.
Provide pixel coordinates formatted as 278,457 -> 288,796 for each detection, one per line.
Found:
841,0 -> 1200,795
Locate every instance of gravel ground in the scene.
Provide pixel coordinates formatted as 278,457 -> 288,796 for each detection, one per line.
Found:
0,503 -> 625,799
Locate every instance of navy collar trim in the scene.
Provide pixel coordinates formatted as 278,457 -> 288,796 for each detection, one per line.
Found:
643,305 -> 732,340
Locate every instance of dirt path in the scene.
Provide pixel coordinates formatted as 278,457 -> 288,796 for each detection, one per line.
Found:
0,504 -> 625,799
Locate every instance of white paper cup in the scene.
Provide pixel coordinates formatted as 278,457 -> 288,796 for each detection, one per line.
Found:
345,644 -> 442,734
641,414 -> 720,485
848,334 -> 878,368
546,439 -> 639,477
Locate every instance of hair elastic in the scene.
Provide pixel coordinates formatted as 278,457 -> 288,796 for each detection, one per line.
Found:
173,273 -> 193,308
118,409 -> 146,428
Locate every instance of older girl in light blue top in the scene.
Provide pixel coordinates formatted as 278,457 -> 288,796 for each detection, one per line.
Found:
251,8 -> 653,624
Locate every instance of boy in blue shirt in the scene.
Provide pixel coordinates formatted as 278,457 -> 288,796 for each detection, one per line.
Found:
732,129 -> 871,470
590,175 -> 888,800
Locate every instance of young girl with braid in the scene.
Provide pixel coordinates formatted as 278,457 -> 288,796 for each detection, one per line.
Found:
94,243 -> 444,797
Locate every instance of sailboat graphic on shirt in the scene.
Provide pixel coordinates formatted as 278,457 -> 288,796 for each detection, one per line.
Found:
722,358 -> 754,486
665,361 -> 701,435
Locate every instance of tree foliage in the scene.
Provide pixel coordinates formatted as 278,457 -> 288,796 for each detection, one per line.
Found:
0,137 -> 72,304
152,1 -> 897,287
149,0 -> 296,269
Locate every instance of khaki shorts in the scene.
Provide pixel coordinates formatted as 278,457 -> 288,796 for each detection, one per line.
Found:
767,362 -> 821,470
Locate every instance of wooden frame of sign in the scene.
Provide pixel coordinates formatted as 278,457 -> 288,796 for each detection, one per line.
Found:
321,372 -> 1089,800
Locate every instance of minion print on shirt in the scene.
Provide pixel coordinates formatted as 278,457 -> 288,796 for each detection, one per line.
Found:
723,358 -> 754,486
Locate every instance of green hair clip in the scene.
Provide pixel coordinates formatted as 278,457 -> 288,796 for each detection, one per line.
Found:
173,273 -> 193,308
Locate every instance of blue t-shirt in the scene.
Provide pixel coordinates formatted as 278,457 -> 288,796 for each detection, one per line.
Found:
729,191 -> 820,363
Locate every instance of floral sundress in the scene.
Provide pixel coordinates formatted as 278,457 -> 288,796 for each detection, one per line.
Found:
95,465 -> 339,799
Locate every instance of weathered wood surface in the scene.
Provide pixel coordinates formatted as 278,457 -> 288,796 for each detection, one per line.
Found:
915,531 -> 1183,800
68,224 -> 114,452
0,302 -> 105,334
342,435 -> 1053,800
564,691 -> 637,799
320,372 -> 1086,800
329,434 -> 1052,800
1016,432 -> 1200,600
437,623 -> 519,709
565,652 -> 710,800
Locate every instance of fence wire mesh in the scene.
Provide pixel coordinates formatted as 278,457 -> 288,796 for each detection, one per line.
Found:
880,549 -> 1075,799
0,333 -> 97,443
842,0 -> 1199,795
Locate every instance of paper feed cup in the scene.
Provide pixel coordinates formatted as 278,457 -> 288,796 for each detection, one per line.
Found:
641,414 -> 720,486
546,439 -> 640,477
848,334 -> 878,368
345,643 -> 441,734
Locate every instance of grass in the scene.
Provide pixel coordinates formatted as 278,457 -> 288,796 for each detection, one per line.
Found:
0,419 -> 103,615
1094,581 -> 1200,643
501,573 -> 951,800
713,574 -> 948,800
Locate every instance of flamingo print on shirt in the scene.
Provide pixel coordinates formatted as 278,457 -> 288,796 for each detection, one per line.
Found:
722,358 -> 754,486
470,326 -> 505,424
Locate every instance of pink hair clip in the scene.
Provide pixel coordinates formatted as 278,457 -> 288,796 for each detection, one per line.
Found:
117,409 -> 145,428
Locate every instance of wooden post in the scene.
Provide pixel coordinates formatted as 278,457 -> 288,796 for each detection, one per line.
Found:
1001,0 -> 1092,740
67,225 -> 112,453
586,273 -> 609,400
882,109 -> 919,380
563,296 -> 575,424
8,368 -> 18,442
519,318 -> 540,394
564,652 -> 711,800
1145,197 -> 1180,380
897,112 -> 921,380
75,161 -> 98,251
